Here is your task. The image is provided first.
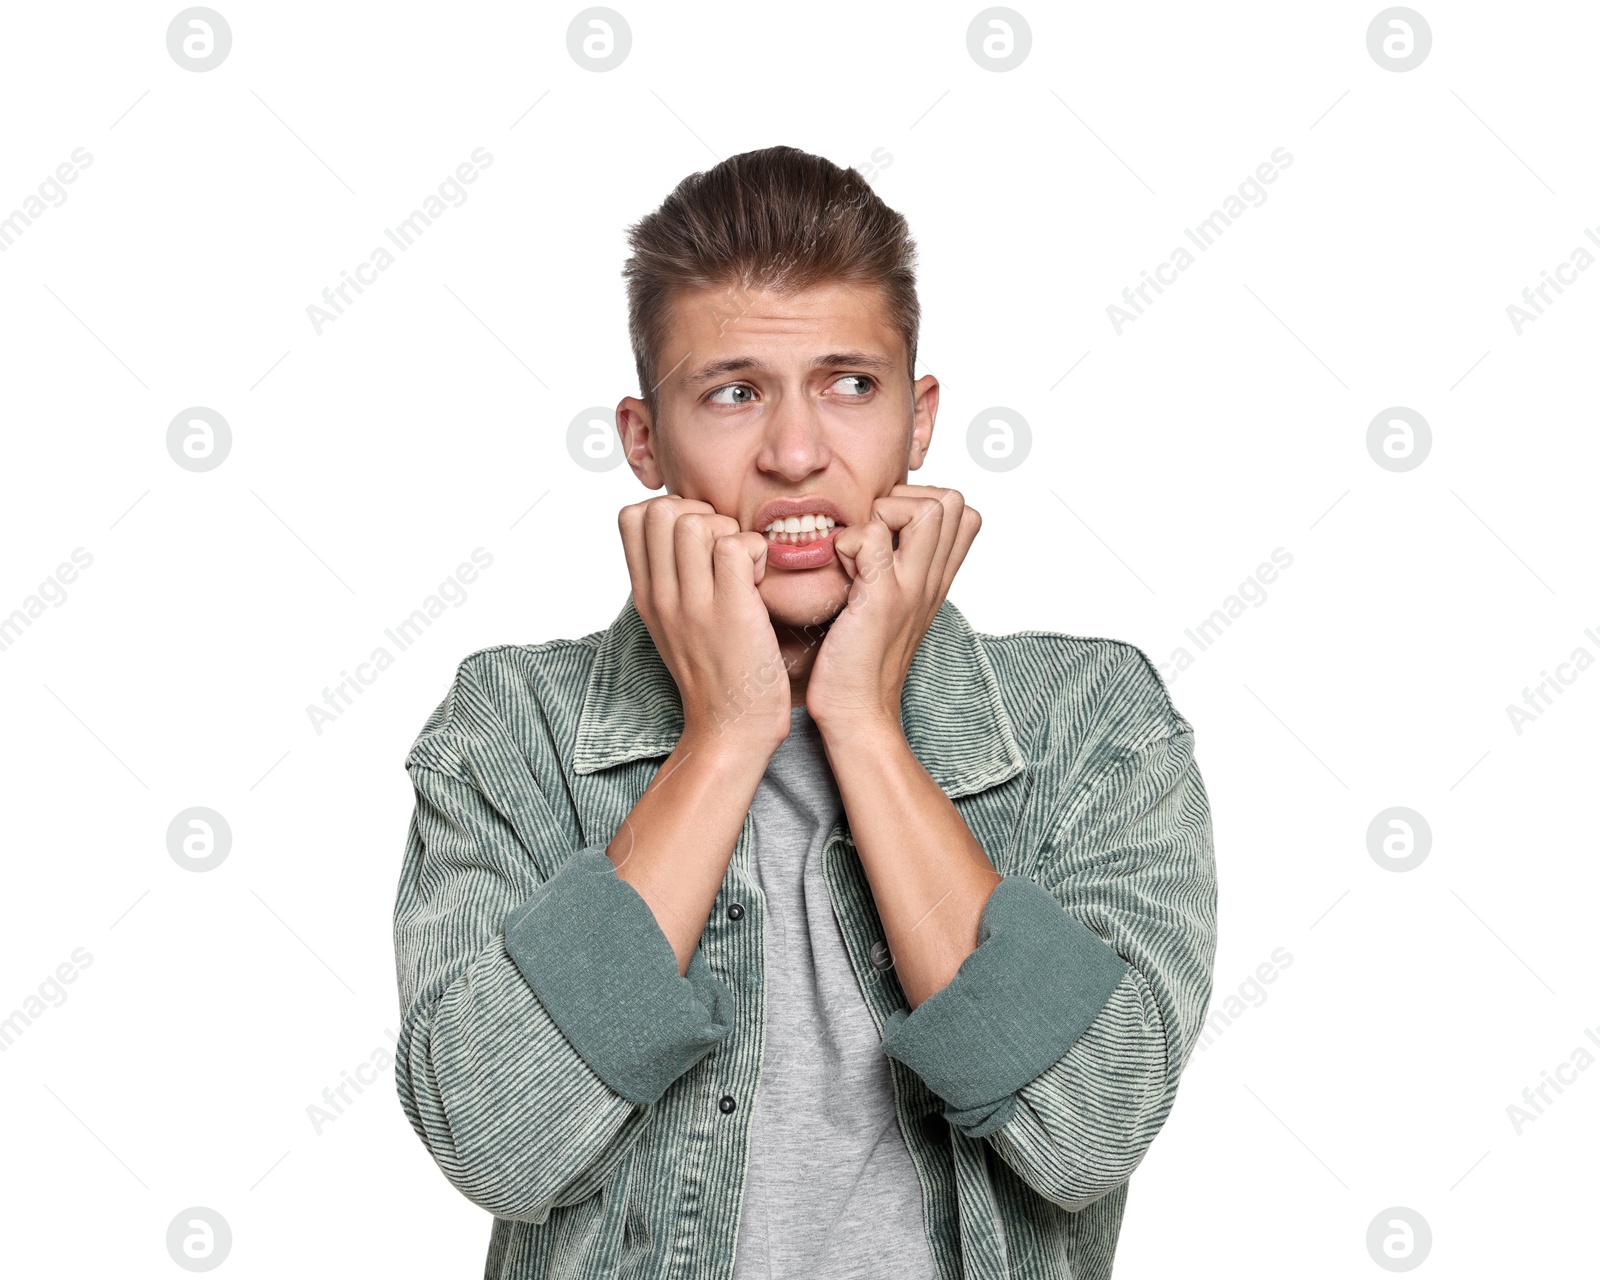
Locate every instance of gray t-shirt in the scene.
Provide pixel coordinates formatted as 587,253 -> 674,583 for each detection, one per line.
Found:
732,704 -> 941,1280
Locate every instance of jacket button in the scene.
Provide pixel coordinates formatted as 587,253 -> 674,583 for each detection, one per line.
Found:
869,940 -> 893,971
727,902 -> 745,921
718,1094 -> 738,1114
921,1111 -> 948,1143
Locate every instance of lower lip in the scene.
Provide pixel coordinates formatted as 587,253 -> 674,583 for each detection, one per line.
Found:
762,525 -> 841,571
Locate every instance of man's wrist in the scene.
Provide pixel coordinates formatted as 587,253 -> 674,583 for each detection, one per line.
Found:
677,719 -> 784,776
812,706 -> 905,754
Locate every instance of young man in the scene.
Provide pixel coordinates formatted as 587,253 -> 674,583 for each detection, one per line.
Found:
393,145 -> 1217,1280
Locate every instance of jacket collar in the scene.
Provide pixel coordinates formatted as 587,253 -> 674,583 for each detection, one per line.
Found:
571,594 -> 1027,800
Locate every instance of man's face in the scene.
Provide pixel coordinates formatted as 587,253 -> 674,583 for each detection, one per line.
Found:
616,279 -> 939,634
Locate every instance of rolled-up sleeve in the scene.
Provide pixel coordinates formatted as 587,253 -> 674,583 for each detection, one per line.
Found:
881,722 -> 1216,1211
503,846 -> 736,1105
879,875 -> 1128,1137
394,657 -> 737,1223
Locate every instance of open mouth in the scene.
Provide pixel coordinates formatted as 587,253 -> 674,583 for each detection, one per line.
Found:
761,513 -> 839,545
758,511 -> 843,570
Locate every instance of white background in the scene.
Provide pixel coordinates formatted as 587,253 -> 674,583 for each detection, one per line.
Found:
1,1 -> 1594,1275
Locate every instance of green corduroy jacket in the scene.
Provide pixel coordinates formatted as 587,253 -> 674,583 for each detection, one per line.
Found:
392,594 -> 1217,1279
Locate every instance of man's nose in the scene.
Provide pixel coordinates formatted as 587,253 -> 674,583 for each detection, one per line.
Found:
759,396 -> 830,477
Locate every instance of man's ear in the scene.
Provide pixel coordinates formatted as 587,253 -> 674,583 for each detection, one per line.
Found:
907,373 -> 939,471
616,396 -> 665,489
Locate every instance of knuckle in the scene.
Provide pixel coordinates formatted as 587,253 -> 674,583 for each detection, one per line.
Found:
676,518 -> 713,550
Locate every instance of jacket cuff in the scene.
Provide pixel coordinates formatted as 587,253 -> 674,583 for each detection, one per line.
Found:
879,874 -> 1128,1136
504,847 -> 736,1106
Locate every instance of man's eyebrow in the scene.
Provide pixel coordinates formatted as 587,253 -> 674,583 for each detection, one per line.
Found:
681,351 -> 896,387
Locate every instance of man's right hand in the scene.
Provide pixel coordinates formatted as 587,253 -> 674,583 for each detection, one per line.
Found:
618,494 -> 793,754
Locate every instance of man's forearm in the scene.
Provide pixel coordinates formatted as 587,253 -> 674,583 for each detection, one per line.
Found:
817,712 -> 1002,1008
609,730 -> 772,976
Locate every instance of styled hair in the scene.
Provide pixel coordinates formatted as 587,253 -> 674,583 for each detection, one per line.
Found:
621,145 -> 920,424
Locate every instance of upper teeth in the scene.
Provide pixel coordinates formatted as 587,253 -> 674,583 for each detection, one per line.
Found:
763,513 -> 836,535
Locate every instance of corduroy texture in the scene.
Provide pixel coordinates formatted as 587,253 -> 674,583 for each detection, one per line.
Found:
503,847 -> 737,1105
392,593 -> 1218,1279
879,874 -> 1132,1137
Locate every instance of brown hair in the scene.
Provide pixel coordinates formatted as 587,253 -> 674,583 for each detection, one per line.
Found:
621,145 -> 920,424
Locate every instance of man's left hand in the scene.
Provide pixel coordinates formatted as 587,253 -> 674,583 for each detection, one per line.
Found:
806,484 -> 981,734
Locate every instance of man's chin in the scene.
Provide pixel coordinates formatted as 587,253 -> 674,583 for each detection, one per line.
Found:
760,573 -> 849,635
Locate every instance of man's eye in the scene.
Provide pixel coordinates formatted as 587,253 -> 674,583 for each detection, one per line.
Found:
706,376 -> 873,404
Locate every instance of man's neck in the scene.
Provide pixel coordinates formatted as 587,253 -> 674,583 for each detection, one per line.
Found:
774,620 -> 827,708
